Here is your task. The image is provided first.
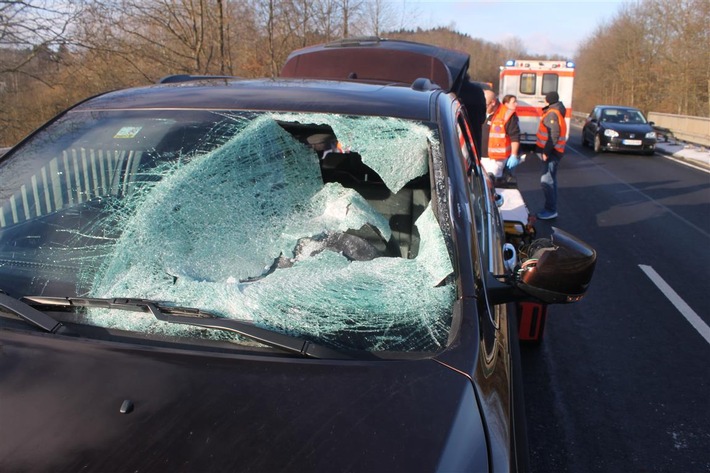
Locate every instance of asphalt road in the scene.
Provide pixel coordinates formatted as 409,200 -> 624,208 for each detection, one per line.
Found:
515,124 -> 710,473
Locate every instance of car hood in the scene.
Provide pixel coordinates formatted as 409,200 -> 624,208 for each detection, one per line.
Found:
603,122 -> 654,133
0,329 -> 488,472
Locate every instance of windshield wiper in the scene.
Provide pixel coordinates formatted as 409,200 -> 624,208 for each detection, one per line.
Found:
22,296 -> 351,359
0,291 -> 74,335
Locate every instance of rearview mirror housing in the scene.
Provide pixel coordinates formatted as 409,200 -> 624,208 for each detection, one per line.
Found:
516,227 -> 597,304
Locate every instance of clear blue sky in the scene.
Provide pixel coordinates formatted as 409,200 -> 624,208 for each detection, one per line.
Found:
402,0 -> 635,58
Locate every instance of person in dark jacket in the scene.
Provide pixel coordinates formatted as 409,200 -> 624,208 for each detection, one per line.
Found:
535,91 -> 567,220
500,94 -> 522,171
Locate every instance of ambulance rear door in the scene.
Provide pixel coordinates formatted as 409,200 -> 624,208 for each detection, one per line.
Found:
499,60 -> 575,145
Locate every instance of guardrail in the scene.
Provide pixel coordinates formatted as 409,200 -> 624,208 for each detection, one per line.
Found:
571,111 -> 709,147
571,111 -> 587,122
647,112 -> 709,147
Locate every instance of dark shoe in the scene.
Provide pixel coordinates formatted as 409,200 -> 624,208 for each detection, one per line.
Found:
536,210 -> 558,220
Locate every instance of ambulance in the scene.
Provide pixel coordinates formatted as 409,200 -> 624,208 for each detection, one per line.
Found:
498,59 -> 575,145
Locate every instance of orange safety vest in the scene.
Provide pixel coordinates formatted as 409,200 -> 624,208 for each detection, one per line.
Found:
536,108 -> 567,154
487,105 -> 512,160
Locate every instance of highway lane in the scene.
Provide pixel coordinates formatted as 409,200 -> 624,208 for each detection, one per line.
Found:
514,124 -> 710,472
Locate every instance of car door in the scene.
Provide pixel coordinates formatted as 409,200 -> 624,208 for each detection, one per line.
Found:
585,106 -> 601,140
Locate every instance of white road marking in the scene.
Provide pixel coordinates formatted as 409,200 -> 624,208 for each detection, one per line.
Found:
639,265 -> 710,345
568,141 -> 710,239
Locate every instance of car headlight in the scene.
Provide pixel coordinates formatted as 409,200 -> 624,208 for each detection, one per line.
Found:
604,129 -> 619,138
645,131 -> 656,139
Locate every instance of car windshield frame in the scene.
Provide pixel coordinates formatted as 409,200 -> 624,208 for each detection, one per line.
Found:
0,105 -> 460,357
601,108 -> 648,125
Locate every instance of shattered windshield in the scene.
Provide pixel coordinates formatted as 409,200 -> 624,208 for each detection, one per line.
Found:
0,108 -> 456,354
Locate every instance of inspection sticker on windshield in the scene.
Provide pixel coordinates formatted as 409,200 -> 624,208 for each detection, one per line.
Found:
114,126 -> 142,139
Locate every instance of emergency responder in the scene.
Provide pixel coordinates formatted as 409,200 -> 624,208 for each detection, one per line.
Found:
500,94 -> 522,172
535,91 -> 567,220
481,90 -> 521,178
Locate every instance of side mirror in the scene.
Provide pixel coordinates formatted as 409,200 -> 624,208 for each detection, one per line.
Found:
516,227 -> 597,304
485,227 -> 597,306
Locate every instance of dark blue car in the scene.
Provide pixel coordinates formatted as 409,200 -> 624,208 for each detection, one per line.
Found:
582,105 -> 657,155
0,40 -> 596,472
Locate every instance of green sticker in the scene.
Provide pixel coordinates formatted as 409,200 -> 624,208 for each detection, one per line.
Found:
114,126 -> 142,139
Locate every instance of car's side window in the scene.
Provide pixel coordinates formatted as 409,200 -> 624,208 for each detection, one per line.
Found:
455,113 -> 479,178
455,111 -> 500,344
455,114 -> 487,260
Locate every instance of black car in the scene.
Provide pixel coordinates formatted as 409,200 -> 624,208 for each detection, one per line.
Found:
582,105 -> 657,155
0,50 -> 596,471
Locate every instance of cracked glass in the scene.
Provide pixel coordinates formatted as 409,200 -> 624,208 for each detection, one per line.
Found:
0,109 -> 456,353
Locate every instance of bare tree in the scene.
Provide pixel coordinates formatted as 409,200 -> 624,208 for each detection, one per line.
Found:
4,0 -> 707,147
361,0 -> 396,37
0,0 -> 79,79
253,0 -> 295,77
499,36 -> 527,59
0,1 -> 84,145
339,0 -> 365,38
73,0 -> 249,80
575,0 -> 709,117
216,0 -> 226,73
311,0 -> 342,41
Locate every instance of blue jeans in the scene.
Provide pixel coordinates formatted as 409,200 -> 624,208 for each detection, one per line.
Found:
540,156 -> 559,212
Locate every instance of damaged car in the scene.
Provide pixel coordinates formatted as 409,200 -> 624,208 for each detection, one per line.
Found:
0,68 -> 595,472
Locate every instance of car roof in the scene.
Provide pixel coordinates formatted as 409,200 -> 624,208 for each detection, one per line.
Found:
71,78 -> 441,121
595,105 -> 642,111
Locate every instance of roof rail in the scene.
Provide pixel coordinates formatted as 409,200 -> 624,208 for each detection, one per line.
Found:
324,37 -> 382,48
157,74 -> 239,84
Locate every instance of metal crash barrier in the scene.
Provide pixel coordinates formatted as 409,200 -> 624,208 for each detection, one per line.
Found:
573,111 -> 709,147
647,112 -> 710,147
